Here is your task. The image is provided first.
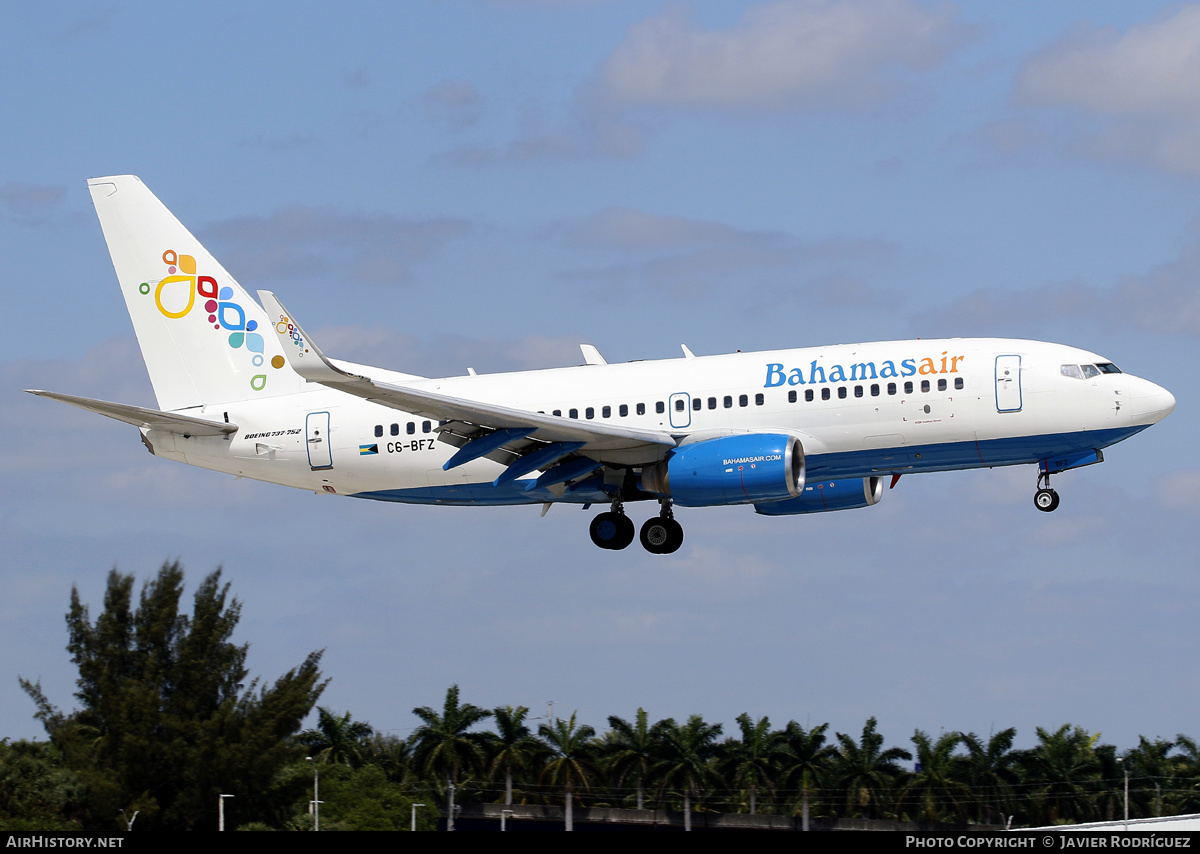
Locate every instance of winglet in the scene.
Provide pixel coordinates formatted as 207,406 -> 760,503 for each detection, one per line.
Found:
257,291 -> 366,385
580,344 -> 607,366
681,344 -> 695,359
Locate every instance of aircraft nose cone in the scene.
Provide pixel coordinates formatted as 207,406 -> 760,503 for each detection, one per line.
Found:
1130,379 -> 1175,424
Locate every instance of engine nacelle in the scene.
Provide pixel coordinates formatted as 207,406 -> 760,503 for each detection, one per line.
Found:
641,434 -> 804,507
754,476 -> 884,516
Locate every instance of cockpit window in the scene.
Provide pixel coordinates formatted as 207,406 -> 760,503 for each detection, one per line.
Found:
1060,364 -> 1083,380
1080,364 -> 1101,379
1096,362 -> 1121,374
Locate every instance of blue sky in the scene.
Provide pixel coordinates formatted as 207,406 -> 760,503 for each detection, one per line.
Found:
3,0 -> 1198,759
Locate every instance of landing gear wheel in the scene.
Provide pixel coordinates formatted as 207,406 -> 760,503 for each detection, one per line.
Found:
590,512 -> 635,550
1034,488 -> 1060,512
640,517 -> 684,554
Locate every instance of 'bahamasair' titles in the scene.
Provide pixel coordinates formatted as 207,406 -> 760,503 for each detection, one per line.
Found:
763,351 -> 966,388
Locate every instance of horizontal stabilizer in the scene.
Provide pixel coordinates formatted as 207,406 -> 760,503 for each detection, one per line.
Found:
26,390 -> 238,437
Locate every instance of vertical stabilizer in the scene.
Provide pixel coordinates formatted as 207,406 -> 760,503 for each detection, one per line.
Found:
88,176 -> 302,411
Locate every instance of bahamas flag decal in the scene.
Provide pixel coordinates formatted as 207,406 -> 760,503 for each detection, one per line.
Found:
359,444 -> 379,456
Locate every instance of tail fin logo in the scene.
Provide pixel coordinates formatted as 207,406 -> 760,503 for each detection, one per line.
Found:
141,249 -> 280,392
273,314 -> 310,364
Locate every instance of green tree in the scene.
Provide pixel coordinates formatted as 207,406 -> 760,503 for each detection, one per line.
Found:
20,562 -> 326,831
1018,724 -> 1105,825
830,717 -> 911,820
603,708 -> 666,810
779,720 -> 833,828
410,685 -> 492,827
721,713 -> 787,814
897,730 -> 971,824
958,728 -> 1019,825
538,713 -> 599,831
653,714 -> 724,831
298,707 -> 374,767
0,741 -> 86,831
486,705 -> 546,805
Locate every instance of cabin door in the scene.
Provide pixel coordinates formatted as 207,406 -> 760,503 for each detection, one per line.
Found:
306,411 -> 333,470
994,355 -> 1023,413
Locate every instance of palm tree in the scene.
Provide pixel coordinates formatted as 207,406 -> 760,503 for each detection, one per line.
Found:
1018,724 -> 1103,825
603,709 -> 667,810
297,707 -> 374,767
410,685 -> 493,828
958,728 -> 1019,825
779,720 -> 833,830
830,717 -> 911,820
487,705 -> 546,805
721,713 -> 787,814
653,715 -> 724,831
897,730 -> 971,824
538,712 -> 599,831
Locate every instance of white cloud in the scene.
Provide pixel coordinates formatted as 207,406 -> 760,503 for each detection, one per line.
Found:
599,0 -> 963,111
1016,5 -> 1200,176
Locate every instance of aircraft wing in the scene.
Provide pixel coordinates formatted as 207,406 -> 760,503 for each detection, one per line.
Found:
258,292 -> 677,475
26,390 -> 238,437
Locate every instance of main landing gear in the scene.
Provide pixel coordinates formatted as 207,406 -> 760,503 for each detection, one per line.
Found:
1034,472 -> 1060,513
589,498 -> 684,554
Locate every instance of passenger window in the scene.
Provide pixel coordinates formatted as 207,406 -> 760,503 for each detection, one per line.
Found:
708,397 -> 717,410
724,396 -> 733,408
821,388 -> 831,401
570,408 -> 579,419
391,423 -> 399,436
553,410 -> 562,416
739,394 -> 748,407
586,407 -> 595,419
854,386 -> 863,398
920,380 -> 930,393
693,398 -> 701,411
602,406 -> 611,418
838,387 -> 847,399
656,401 -> 665,414
374,425 -> 383,438
619,404 -> 628,417
407,422 -> 416,434
871,384 -> 880,397
888,383 -> 897,395
805,389 -> 814,402
674,399 -> 685,412
937,379 -> 947,392
637,403 -> 646,415
755,393 -> 764,406
422,421 -> 431,433
904,382 -> 914,394
954,377 -> 963,390
788,390 -> 797,403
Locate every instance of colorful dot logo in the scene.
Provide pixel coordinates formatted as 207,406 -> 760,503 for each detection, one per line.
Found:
140,249 -> 286,391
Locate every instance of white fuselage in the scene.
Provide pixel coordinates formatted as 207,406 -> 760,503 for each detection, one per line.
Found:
143,337 -> 1174,508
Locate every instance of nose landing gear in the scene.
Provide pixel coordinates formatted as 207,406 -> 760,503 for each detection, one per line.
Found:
1034,472 -> 1060,512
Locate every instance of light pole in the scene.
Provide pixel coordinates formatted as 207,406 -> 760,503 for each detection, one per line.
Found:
306,756 -> 321,831
218,794 -> 234,831
119,809 -> 138,831
1118,756 -> 1129,825
501,809 -> 513,831
411,803 -> 424,832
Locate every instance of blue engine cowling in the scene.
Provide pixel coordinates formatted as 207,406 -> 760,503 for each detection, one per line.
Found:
641,434 -> 804,507
753,476 -> 884,516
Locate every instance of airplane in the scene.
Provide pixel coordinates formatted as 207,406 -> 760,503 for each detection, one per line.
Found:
27,175 -> 1176,554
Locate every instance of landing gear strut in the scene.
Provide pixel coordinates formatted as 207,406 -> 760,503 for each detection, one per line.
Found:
589,497 -> 635,550
1034,472 -> 1060,513
639,499 -> 684,554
